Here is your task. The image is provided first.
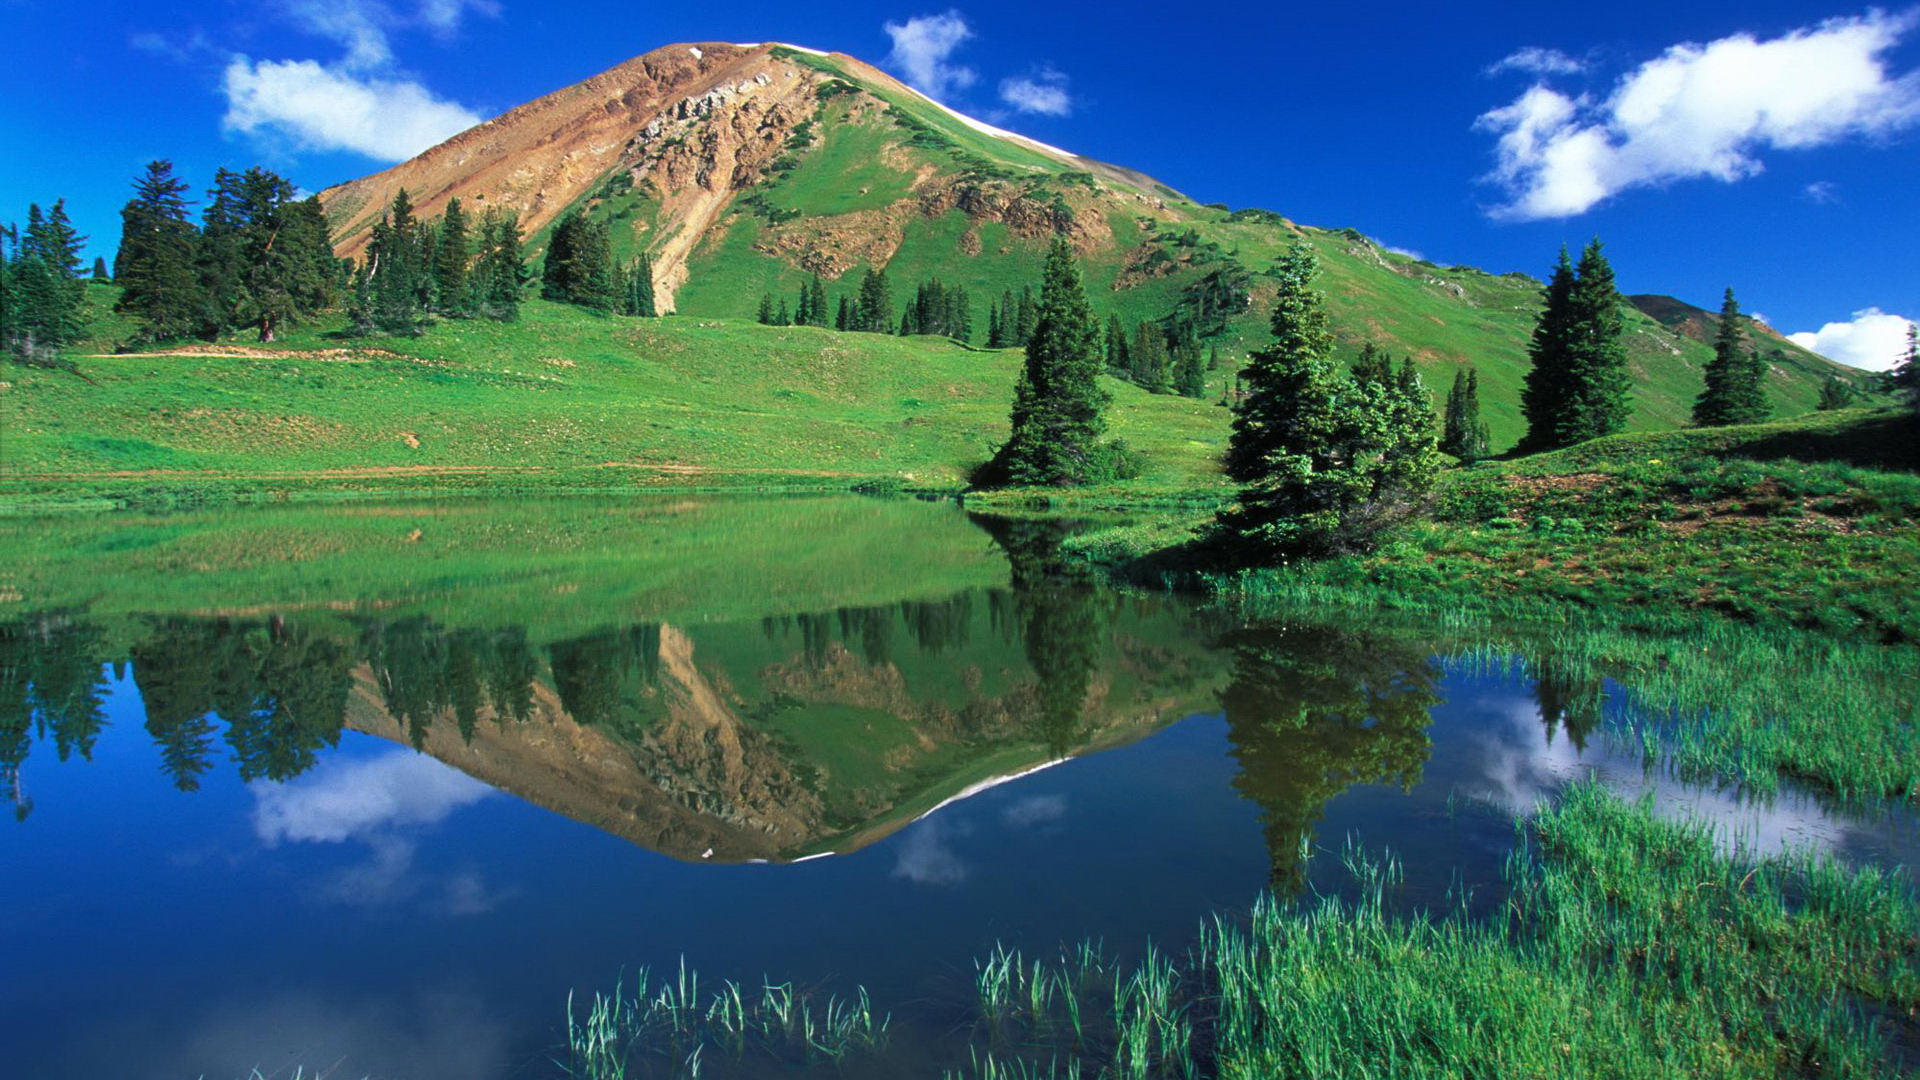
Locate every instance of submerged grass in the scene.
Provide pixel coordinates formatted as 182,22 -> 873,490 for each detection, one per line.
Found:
945,784 -> 1919,1080
565,960 -> 889,1079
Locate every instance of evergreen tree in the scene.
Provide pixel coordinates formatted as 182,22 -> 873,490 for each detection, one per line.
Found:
987,300 -> 1004,348
1815,374 -> 1857,411
1103,314 -> 1128,375
1014,286 -> 1038,346
757,293 -> 775,325
91,257 -> 108,281
835,295 -> 851,331
1892,323 -> 1920,417
352,187 -> 429,336
471,209 -> 526,321
806,275 -> 828,327
1693,288 -> 1769,426
433,197 -> 472,316
776,298 -> 791,327
1129,321 -> 1169,390
794,278 -> 814,327
541,212 -> 615,312
1441,367 -> 1492,461
1520,240 -> 1629,450
856,267 -> 893,333
992,237 -> 1112,486
1173,337 -> 1207,398
623,252 -> 657,317
1352,342 -> 1393,387
114,161 -> 201,343
1219,242 -> 1438,557
9,201 -> 90,355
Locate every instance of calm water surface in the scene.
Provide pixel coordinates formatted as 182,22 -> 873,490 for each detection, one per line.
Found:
2,497 -> 1912,1079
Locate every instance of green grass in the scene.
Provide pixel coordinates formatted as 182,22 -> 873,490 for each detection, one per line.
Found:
1,290 -> 1229,509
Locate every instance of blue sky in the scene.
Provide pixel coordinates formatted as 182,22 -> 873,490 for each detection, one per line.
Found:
2,0 -> 1915,367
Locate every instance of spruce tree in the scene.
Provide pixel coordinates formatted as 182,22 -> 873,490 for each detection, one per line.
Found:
1129,321 -> 1169,390
757,293 -> 774,325
1104,313 -> 1128,375
1014,286 -> 1038,346
624,252 -> 657,317
1441,367 -> 1492,462
91,257 -> 108,281
987,301 -> 1004,348
835,295 -> 851,331
353,187 -> 429,336
433,197 -> 472,316
472,209 -> 526,321
1173,338 -> 1207,398
1892,323 -> 1920,417
993,237 -> 1111,486
13,201 -> 89,351
1564,238 -> 1631,441
1219,242 -> 1438,557
776,298 -> 791,327
114,161 -> 202,343
1694,288 -> 1768,426
1520,240 -> 1629,450
1816,374 -> 1856,411
856,267 -> 893,333
807,275 -> 827,327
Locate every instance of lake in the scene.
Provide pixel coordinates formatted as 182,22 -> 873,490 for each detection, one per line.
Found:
2,497 -> 1913,1078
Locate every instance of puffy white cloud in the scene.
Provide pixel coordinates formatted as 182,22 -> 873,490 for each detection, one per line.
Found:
251,748 -> 494,845
219,0 -> 493,162
1477,12 -> 1920,220
999,67 -> 1072,116
1486,46 -> 1587,77
884,10 -> 976,101
223,56 -> 484,161
1803,180 -> 1840,203
1788,307 -> 1915,371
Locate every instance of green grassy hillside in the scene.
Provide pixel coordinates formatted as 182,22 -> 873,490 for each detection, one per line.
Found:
1,289 -> 1231,510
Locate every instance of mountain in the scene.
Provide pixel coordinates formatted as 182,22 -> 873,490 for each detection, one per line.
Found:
316,41 -> 1869,444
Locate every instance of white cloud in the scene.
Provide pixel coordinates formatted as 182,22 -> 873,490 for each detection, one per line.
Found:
1788,307 -> 1915,371
1486,46 -> 1588,77
252,748 -> 494,845
1383,243 -> 1426,261
223,56 -> 484,161
884,10 -> 976,101
1000,793 -> 1066,827
1477,12 -> 1920,219
891,817 -> 969,885
999,67 -> 1072,116
220,0 -> 493,162
1803,179 -> 1840,203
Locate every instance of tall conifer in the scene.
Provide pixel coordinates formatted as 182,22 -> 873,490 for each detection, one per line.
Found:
114,161 -> 201,343
994,237 -> 1111,486
1694,288 -> 1768,426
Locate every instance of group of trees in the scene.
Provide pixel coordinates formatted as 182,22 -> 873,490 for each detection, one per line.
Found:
538,210 -> 656,318
1217,243 -> 1439,557
754,271 -> 972,340
1104,315 -> 1215,399
1441,366 -> 1491,462
111,161 -> 340,345
353,188 -> 533,333
0,200 -> 89,364
986,287 -> 1039,349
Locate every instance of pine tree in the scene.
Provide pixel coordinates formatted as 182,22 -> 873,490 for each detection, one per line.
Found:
1892,323 -> 1920,418
794,279 -> 813,327
1104,314 -> 1128,375
1014,286 -> 1038,346
472,209 -> 526,321
541,212 -> 615,312
433,197 -> 472,316
1129,321 -> 1169,390
1173,338 -> 1207,398
757,293 -> 774,325
856,267 -> 893,333
1693,288 -> 1768,426
13,201 -> 90,351
1564,238 -> 1631,441
1218,242 -> 1438,557
987,301 -> 1004,348
113,161 -> 202,343
776,298 -> 791,327
1352,342 -> 1393,388
1520,240 -> 1629,450
1815,374 -> 1856,411
835,295 -> 851,331
352,187 -> 430,336
623,252 -> 657,317
1440,367 -> 1492,462
992,237 -> 1112,486
807,275 -> 827,327
91,257 -> 108,281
